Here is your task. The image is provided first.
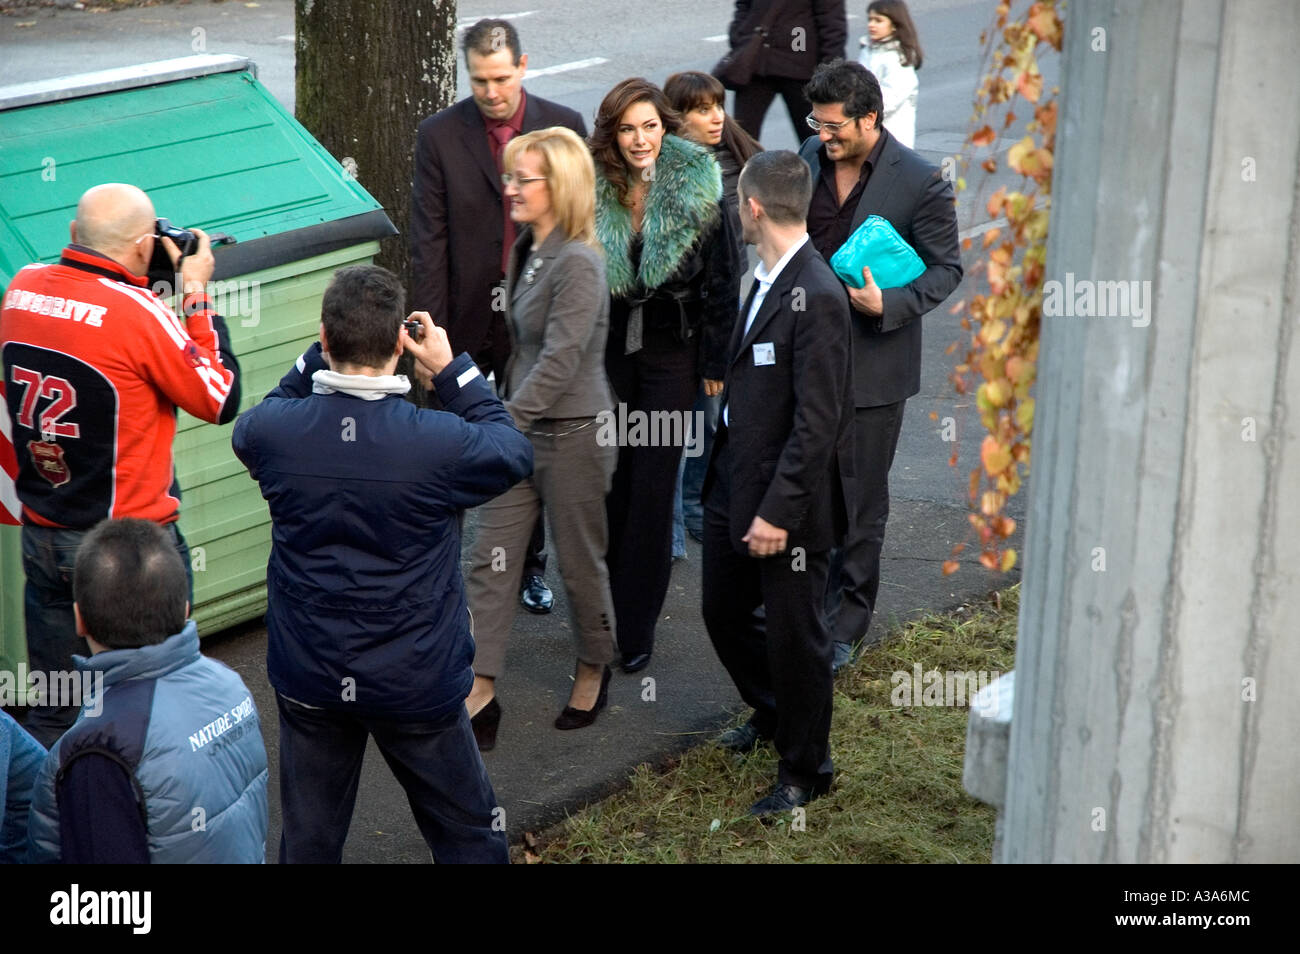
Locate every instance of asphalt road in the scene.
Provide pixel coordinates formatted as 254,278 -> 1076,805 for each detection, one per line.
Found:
1,0 -> 1035,862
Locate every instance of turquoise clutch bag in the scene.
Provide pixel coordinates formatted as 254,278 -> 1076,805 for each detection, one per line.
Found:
829,215 -> 926,289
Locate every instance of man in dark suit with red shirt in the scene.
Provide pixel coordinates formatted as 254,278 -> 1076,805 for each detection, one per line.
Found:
410,18 -> 585,615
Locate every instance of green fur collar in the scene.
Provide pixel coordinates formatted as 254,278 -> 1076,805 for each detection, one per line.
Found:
595,134 -> 723,297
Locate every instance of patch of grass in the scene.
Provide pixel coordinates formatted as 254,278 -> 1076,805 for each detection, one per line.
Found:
528,585 -> 1018,863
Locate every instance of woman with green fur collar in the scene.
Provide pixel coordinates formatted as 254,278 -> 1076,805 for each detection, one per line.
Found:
590,77 -> 742,674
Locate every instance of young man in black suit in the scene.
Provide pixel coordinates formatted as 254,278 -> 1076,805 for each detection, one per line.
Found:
701,150 -> 854,817
410,19 -> 586,616
798,59 -> 963,671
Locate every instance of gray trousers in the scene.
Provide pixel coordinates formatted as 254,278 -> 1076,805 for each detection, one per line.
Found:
466,419 -> 618,679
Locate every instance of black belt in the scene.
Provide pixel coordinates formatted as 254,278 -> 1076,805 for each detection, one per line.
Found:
625,288 -> 697,355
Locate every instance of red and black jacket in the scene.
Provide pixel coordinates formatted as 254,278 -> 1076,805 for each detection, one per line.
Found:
0,244 -> 241,528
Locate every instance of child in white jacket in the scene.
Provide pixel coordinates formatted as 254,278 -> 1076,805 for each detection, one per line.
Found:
858,0 -> 923,148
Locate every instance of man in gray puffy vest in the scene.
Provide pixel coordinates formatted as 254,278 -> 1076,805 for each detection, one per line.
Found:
26,518 -> 268,863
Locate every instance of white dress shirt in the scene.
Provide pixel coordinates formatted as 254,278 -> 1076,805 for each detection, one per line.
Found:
724,232 -> 810,426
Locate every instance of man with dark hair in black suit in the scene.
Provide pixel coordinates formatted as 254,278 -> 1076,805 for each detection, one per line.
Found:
702,150 -> 854,817
411,18 -> 587,617
799,58 -> 963,672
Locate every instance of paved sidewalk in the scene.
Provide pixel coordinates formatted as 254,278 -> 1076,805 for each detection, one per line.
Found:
4,0 -> 1026,861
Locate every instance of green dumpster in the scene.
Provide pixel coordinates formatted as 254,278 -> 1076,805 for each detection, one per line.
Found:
0,54 -> 398,682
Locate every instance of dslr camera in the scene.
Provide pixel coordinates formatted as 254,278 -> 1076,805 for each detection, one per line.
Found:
147,217 -> 235,293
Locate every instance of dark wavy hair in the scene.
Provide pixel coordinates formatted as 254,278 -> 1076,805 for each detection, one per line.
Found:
588,78 -> 681,206
663,70 -> 762,165
803,59 -> 884,124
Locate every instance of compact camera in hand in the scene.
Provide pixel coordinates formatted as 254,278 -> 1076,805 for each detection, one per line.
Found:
403,318 -> 425,342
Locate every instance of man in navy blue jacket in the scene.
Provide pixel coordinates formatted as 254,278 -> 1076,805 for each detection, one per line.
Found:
232,265 -> 532,864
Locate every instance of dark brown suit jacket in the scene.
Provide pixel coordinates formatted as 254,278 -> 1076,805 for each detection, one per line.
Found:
410,94 -> 586,373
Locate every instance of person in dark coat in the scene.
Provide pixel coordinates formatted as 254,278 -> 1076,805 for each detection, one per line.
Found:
724,0 -> 848,143
410,17 -> 584,616
232,265 -> 532,864
590,78 -> 742,674
702,150 -> 854,817
664,70 -> 762,547
798,60 -> 962,670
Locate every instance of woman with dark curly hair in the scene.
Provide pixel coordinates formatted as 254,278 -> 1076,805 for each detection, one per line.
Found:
589,77 -> 741,674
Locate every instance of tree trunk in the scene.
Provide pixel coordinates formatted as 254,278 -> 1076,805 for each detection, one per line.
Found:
294,0 -> 457,291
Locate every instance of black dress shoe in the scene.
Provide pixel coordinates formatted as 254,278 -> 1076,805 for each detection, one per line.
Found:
750,782 -> 817,817
716,720 -> 765,753
620,652 -> 652,674
520,574 -> 553,614
470,698 -> 501,752
555,666 -> 611,730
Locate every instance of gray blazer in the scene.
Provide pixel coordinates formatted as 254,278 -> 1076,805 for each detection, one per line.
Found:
501,226 -> 614,428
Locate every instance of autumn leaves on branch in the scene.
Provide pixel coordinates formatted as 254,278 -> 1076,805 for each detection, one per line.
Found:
942,0 -> 1061,576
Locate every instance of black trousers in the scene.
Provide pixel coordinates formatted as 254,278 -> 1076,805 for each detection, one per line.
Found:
604,328 -> 699,657
702,437 -> 834,791
276,695 -> 508,864
733,75 -> 814,145
824,400 -> 907,645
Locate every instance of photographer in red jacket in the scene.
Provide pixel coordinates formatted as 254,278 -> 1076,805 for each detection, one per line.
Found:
1,182 -> 240,747
233,265 -> 531,864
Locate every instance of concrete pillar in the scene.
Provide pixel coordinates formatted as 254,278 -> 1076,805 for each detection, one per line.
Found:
1001,0 -> 1300,863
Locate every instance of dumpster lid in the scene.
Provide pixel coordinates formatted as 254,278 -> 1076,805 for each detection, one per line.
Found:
0,55 -> 255,112
1,56 -> 396,287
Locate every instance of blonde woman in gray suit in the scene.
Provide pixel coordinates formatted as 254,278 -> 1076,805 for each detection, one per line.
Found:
463,127 -> 618,748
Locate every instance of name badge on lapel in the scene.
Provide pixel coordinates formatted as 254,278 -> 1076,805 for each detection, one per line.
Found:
752,342 -> 775,366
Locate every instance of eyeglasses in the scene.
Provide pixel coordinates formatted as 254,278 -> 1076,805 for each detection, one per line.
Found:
805,113 -> 857,133
501,173 -> 547,187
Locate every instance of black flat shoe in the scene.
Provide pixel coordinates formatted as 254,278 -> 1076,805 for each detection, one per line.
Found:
470,698 -> 501,751
555,666 -> 611,730
620,652 -> 652,674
